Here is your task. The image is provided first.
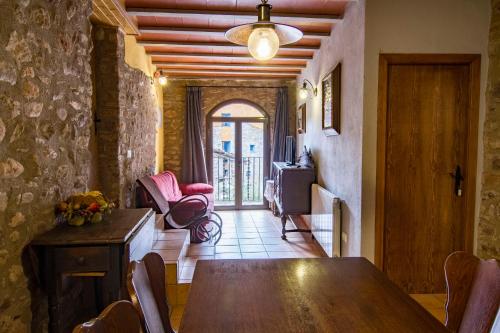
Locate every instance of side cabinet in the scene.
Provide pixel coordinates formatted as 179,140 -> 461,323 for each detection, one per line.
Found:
32,208 -> 155,333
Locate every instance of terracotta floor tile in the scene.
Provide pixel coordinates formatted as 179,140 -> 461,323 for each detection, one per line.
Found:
217,238 -> 239,246
264,244 -> 293,252
215,253 -> 243,259
184,255 -> 214,267
215,245 -> 241,253
187,246 -> 215,256
258,231 -> 281,238
261,237 -> 287,245
240,244 -> 266,253
236,227 -> 258,233
220,232 -> 238,239
237,232 -> 261,239
257,226 -> 279,233
186,255 -> 214,260
242,252 -> 269,259
267,251 -> 299,259
185,210 -> 327,262
239,238 -> 264,245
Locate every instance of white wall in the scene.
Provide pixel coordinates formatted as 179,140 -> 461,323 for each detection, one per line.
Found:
297,1 -> 366,256
361,0 -> 491,261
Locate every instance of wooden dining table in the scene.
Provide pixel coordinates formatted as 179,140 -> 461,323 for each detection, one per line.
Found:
179,258 -> 448,333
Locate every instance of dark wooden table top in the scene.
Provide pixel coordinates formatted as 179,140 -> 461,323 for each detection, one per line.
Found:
179,258 -> 448,333
31,208 -> 153,246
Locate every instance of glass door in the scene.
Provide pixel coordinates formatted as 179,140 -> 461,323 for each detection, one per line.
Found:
211,121 -> 236,207
208,103 -> 269,210
241,122 -> 265,207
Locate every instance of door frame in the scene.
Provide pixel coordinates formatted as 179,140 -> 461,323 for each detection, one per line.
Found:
375,54 -> 481,269
206,99 -> 270,210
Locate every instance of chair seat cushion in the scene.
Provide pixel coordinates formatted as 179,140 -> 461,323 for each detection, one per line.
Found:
179,183 -> 214,195
168,199 -> 207,223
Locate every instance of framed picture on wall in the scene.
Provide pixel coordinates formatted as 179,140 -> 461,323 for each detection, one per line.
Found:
322,62 -> 341,136
297,103 -> 306,134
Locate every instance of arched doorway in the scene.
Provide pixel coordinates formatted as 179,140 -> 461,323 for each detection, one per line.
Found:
207,100 -> 270,210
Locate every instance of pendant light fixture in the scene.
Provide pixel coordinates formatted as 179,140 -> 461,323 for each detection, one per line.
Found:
225,0 -> 303,61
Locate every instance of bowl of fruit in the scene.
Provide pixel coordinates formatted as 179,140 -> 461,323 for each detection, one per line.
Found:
56,191 -> 115,226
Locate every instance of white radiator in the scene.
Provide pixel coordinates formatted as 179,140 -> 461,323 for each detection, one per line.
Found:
310,184 -> 342,257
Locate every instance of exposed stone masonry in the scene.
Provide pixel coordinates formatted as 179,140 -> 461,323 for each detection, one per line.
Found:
478,0 -> 500,259
93,25 -> 157,208
0,0 -> 94,331
163,79 -> 296,178
117,32 -> 157,208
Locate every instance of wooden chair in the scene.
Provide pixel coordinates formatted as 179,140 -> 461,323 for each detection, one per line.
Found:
73,300 -> 141,333
444,251 -> 500,333
127,252 -> 175,333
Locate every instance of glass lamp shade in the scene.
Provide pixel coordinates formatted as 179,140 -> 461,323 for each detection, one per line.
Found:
158,76 -> 168,86
299,87 -> 309,100
247,27 -> 280,61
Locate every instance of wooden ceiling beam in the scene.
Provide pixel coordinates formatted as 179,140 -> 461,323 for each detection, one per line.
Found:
139,26 -> 330,39
92,0 -> 139,35
126,7 -> 341,24
148,52 -> 312,61
138,40 -> 319,51
166,75 -> 295,80
162,69 -> 299,76
154,62 -> 306,69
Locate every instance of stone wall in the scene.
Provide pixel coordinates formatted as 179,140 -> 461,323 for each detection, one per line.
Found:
117,33 -> 157,208
0,0 -> 94,331
93,25 -> 158,208
93,25 -> 120,205
163,79 -> 296,179
478,0 -> 500,259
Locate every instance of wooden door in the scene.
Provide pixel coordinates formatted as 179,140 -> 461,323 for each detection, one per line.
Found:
376,54 -> 480,293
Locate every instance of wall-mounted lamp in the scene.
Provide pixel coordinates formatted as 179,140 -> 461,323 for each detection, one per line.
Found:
154,70 -> 168,86
299,79 -> 318,100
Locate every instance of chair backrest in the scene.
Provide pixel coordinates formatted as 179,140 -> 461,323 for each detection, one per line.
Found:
444,251 -> 500,333
136,175 -> 171,214
127,252 -> 174,333
73,301 -> 141,333
151,171 -> 183,202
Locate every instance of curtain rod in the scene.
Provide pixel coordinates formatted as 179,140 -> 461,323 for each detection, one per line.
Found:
186,85 -> 288,89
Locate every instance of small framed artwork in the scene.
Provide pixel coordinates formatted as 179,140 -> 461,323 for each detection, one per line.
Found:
322,62 -> 341,136
297,103 -> 306,134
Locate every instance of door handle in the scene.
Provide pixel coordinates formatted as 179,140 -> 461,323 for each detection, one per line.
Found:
449,166 -> 464,197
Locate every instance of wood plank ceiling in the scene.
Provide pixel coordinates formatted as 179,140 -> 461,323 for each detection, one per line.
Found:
123,0 -> 351,79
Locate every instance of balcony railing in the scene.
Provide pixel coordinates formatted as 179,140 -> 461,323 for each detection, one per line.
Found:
213,150 -> 263,205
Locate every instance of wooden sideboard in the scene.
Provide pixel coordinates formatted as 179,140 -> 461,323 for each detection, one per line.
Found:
31,208 -> 155,333
273,162 -> 315,239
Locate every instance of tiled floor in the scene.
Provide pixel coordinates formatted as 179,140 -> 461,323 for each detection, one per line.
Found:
178,209 -> 326,283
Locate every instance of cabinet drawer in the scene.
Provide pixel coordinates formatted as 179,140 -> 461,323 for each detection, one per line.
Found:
53,247 -> 110,273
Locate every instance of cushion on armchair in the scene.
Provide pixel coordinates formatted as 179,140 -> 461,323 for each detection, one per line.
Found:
168,198 -> 207,223
179,183 -> 214,195
150,171 -> 183,202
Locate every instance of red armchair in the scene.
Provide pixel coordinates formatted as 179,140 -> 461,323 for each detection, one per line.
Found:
136,171 -> 222,244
